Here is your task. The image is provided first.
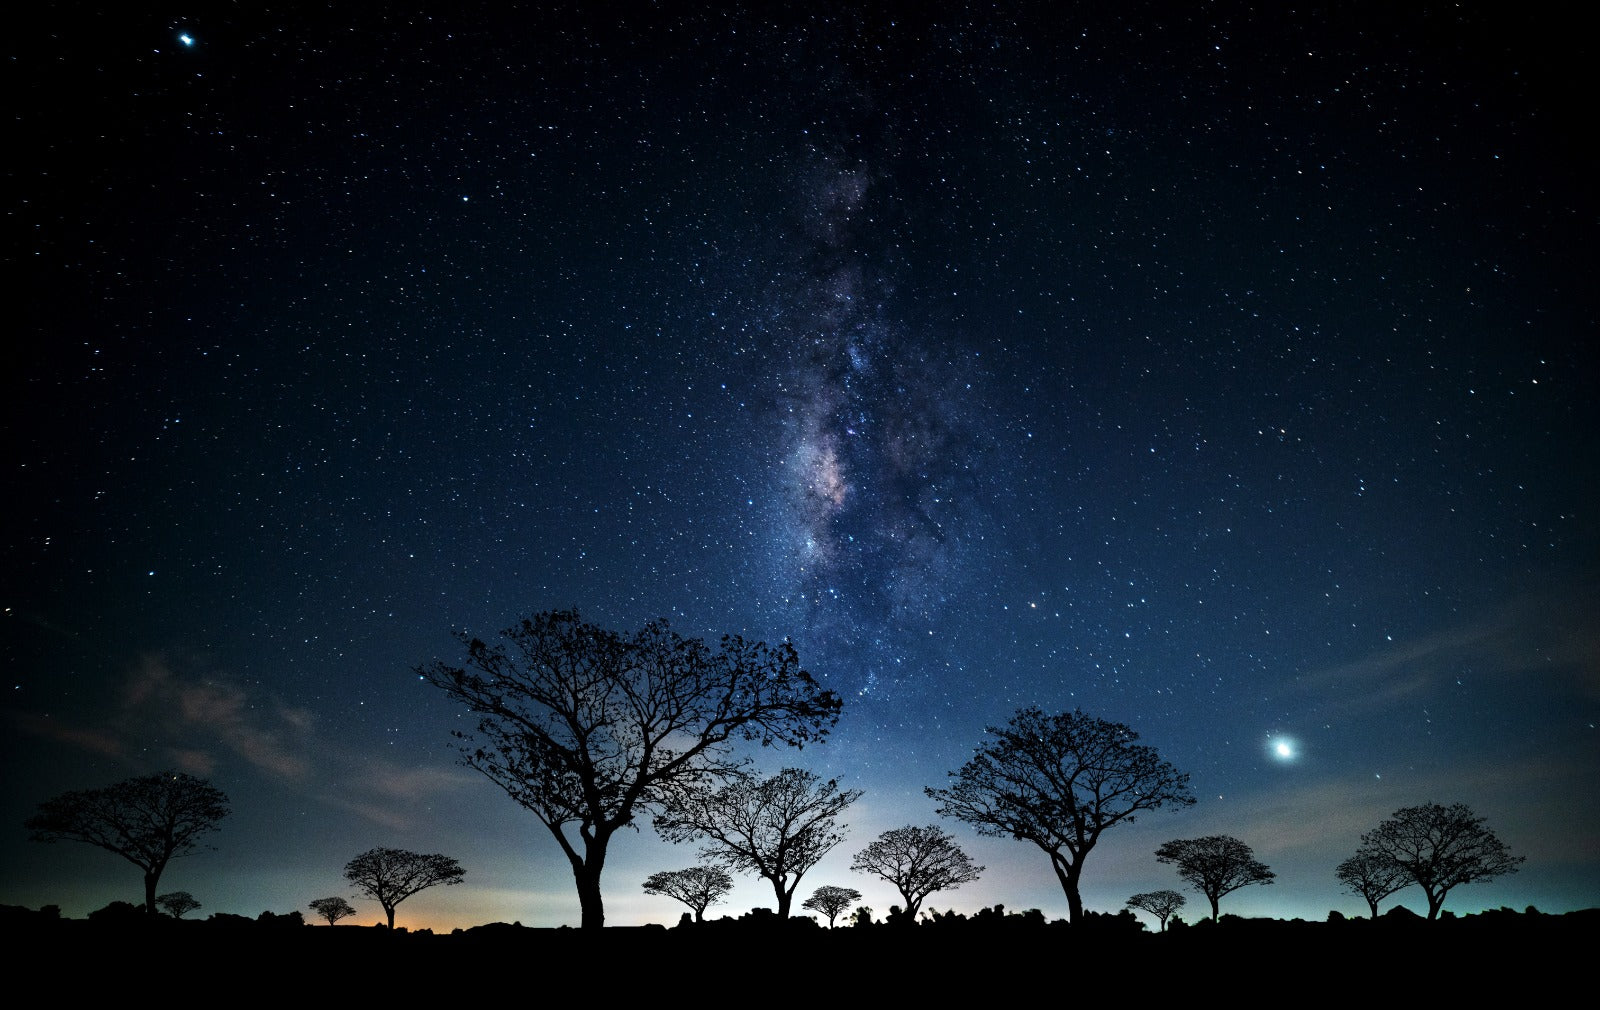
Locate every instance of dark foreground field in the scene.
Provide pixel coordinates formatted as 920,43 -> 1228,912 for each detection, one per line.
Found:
4,905 -> 1589,999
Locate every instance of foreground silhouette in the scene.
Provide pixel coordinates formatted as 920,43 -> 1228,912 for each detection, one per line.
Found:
420,610 -> 842,929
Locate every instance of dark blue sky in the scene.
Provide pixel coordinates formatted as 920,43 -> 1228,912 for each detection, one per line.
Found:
5,3 -> 1594,929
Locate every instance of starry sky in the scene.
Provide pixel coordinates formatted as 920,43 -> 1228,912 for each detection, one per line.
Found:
5,3 -> 1595,930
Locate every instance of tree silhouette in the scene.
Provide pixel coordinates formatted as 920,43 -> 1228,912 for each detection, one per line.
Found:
1358,802 -> 1522,920
656,767 -> 862,918
308,896 -> 359,925
156,891 -> 201,918
1155,835 -> 1275,919
1125,889 -> 1186,931
641,865 -> 734,923
343,847 -> 464,930
420,610 -> 841,929
850,824 -> 984,918
26,771 -> 230,915
802,885 -> 862,927
927,707 -> 1194,923
1335,847 -> 1412,918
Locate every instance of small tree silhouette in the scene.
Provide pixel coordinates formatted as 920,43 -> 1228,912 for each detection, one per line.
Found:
343,847 -> 464,929
642,866 -> 734,923
850,825 -> 983,918
1155,835 -> 1275,920
1125,890 -> 1185,931
156,891 -> 201,918
801,885 -> 862,927
308,896 -> 359,925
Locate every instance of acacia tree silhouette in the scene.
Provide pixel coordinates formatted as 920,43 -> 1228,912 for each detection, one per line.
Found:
642,865 -> 733,923
1125,889 -> 1186,931
802,885 -> 862,927
26,772 -> 230,916
850,824 -> 983,918
421,610 -> 841,929
656,767 -> 861,918
343,847 -> 464,929
1155,835 -> 1275,919
308,896 -> 359,925
928,707 -> 1193,923
156,891 -> 201,918
1359,802 -> 1522,920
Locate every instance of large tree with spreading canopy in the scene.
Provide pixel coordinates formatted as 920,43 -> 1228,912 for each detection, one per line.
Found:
420,609 -> 842,929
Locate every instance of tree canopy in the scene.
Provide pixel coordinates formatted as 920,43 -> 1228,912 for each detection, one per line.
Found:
308,896 -> 359,926
156,891 -> 201,918
927,707 -> 1193,923
1155,835 -> 1275,919
656,767 -> 862,918
802,885 -> 862,927
850,824 -> 983,918
420,609 -> 841,929
1359,802 -> 1522,920
343,847 -> 465,929
26,771 -> 230,915
641,865 -> 734,923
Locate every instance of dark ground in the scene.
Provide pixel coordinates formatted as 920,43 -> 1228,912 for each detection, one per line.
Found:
5,905 -> 1589,998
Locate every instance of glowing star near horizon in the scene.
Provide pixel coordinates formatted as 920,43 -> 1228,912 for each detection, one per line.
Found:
1269,737 -> 1297,762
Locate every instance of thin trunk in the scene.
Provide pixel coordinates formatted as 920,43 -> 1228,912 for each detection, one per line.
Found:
1208,895 -> 1220,920
1367,898 -> 1381,919
384,903 -> 396,930
774,880 -> 793,918
143,872 -> 159,916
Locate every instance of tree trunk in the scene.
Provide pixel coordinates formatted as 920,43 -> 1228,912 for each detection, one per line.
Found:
384,903 -> 397,930
1426,890 -> 1443,921
143,871 -> 159,916
1208,895 -> 1220,920
574,863 -> 606,929
774,880 -> 793,918
1367,898 -> 1380,919
1054,859 -> 1084,924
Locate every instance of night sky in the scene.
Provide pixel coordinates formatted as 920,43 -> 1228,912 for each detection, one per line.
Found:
5,3 -> 1595,930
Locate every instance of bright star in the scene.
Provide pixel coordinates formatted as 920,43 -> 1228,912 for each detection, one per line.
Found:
179,34 -> 194,47
1267,736 -> 1297,762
